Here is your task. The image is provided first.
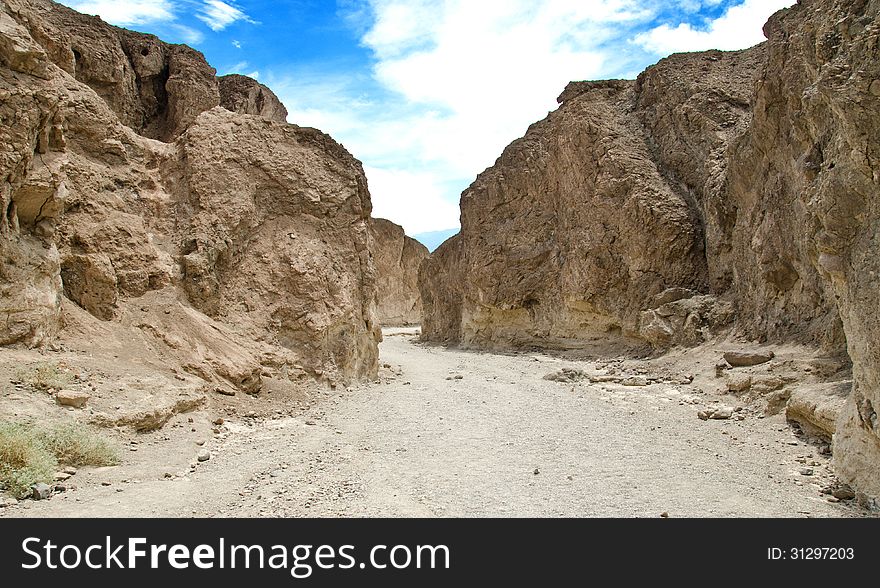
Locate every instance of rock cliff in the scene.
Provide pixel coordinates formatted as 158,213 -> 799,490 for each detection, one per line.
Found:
420,0 -> 879,498
370,218 -> 429,326
0,0 -> 380,391
219,74 -> 288,122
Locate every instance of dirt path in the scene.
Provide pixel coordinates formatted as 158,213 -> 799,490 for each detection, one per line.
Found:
5,329 -> 864,518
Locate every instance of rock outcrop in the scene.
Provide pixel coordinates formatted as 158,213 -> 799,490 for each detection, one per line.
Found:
219,74 -> 288,122
370,218 -> 428,326
0,0 -> 380,389
420,0 -> 879,499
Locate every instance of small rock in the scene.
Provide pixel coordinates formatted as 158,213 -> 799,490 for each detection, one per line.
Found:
101,481 -> 112,486
832,484 -> 856,500
818,444 -> 832,456
62,466 -> 77,476
621,376 -> 649,387
723,350 -> 775,368
870,79 -> 880,97
799,468 -> 814,477
533,468 -> 540,475
660,512 -> 669,518
827,496 -> 841,503
726,374 -> 752,393
54,472 -> 71,482
214,387 -> 236,397
305,420 -> 317,426
710,406 -> 734,420
55,390 -> 90,409
196,440 -> 206,446
454,375 -> 463,380
197,449 -> 211,462
213,418 -> 225,426
32,483 -> 52,500
697,410 -> 710,421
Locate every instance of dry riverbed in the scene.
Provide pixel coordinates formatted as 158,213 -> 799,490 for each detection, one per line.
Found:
1,329 -> 869,518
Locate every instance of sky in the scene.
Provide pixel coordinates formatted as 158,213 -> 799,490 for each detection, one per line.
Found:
58,0 -> 795,241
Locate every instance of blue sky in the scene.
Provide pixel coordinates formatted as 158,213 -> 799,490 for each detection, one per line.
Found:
58,0 -> 795,239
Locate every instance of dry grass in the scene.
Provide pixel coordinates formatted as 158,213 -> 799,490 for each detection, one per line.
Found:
0,421 -> 118,499
14,362 -> 74,392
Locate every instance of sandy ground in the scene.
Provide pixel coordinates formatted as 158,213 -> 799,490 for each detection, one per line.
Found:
2,329 -> 869,518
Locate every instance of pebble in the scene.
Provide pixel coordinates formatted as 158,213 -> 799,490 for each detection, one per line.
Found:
62,466 -> 77,476
197,449 -> 211,462
54,472 -> 72,482
0,496 -> 19,508
799,468 -> 814,476
660,512 -> 669,518
196,440 -> 206,446
533,468 -> 540,475
305,420 -> 317,426
101,481 -> 112,486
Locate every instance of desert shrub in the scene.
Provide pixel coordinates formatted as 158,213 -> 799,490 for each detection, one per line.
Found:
0,421 -> 118,499
0,422 -> 56,499
42,423 -> 119,468
14,362 -> 74,392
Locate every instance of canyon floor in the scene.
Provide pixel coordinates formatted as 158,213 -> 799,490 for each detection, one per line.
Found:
2,329 -> 870,518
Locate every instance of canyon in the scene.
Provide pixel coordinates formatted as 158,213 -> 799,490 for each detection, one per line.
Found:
0,0 -> 878,514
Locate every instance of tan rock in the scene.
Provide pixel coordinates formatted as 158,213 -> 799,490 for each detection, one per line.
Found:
55,389 -> 89,408
219,74 -> 288,122
787,382 -> 851,442
370,218 -> 429,327
726,373 -> 752,394
723,351 -> 775,368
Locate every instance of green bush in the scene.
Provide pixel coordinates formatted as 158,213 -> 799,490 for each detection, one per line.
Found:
0,421 -> 119,500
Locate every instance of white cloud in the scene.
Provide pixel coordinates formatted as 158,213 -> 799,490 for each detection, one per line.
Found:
196,0 -> 254,31
331,0 -> 653,234
171,23 -> 205,45
232,39 -> 242,49
59,0 -> 175,26
365,167 -> 461,235
634,0 -> 796,54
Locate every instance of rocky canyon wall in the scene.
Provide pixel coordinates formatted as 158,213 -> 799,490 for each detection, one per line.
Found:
370,218 -> 429,327
420,0 -> 879,497
0,0 -> 380,389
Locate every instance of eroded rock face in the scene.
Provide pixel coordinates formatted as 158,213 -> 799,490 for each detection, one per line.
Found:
738,0 -> 880,501
370,218 -> 429,326
419,235 -> 465,344
178,108 -> 380,381
421,0 -> 879,497
0,0 -> 380,386
6,0 -> 219,141
219,74 -> 288,122
425,78 -> 720,350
